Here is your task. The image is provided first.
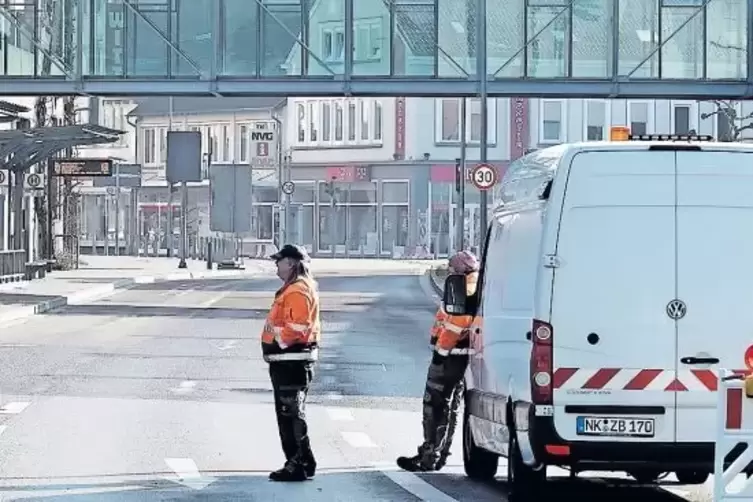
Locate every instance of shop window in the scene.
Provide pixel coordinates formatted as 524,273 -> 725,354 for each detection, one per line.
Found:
347,182 -> 377,203
382,181 -> 409,204
253,186 -> 279,203
291,183 -> 316,203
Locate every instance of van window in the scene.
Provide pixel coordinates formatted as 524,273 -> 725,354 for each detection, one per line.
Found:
500,210 -> 542,312
479,218 -> 509,314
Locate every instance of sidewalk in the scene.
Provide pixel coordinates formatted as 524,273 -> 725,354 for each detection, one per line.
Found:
0,255 -> 273,325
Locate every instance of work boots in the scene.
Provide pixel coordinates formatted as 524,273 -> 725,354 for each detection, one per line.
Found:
269,461 -> 307,482
396,445 -> 438,473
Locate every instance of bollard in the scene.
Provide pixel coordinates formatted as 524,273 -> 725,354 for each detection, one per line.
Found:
206,241 -> 213,270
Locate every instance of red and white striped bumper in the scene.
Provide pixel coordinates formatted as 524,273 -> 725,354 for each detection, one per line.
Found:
553,368 -> 750,392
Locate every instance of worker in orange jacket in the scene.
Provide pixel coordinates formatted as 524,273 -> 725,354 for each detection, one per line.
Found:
398,250 -> 480,472
263,244 -> 321,482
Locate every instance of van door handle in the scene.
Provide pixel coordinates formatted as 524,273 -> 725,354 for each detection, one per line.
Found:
680,357 -> 720,365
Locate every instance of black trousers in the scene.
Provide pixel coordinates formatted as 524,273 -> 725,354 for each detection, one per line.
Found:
420,354 -> 467,467
269,361 -> 316,468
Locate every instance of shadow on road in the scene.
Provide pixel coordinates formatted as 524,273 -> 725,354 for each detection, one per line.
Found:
0,471 -> 690,502
0,293 -> 61,306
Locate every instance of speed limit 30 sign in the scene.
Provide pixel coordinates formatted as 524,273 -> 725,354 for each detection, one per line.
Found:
470,163 -> 498,191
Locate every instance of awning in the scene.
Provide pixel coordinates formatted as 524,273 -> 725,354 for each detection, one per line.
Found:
0,124 -> 124,171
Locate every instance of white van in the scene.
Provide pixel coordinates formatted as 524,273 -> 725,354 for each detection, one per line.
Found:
459,133 -> 753,495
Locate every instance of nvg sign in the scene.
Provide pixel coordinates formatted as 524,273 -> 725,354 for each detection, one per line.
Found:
249,121 -> 278,168
250,131 -> 274,141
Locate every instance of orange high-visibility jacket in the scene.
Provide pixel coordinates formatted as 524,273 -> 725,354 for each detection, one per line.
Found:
430,308 -> 448,348
261,279 -> 321,363
435,271 -> 478,356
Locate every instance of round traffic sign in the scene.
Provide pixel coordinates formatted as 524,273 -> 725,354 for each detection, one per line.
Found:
0,171 -> 6,185
106,186 -> 117,196
282,181 -> 295,195
470,163 -> 498,191
27,174 -> 41,188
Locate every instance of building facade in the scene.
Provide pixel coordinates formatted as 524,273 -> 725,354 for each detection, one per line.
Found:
5,93 -> 752,260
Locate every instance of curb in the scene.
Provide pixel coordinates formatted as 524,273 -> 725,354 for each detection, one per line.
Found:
0,268 -> 259,326
429,267 -> 445,297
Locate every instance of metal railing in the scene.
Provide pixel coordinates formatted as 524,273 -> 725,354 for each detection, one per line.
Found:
0,250 -> 26,281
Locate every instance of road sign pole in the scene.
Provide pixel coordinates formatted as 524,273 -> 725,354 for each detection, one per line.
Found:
477,0 -> 488,253
178,181 -> 188,268
456,97 -> 467,253
114,164 -> 121,256
284,155 -> 291,245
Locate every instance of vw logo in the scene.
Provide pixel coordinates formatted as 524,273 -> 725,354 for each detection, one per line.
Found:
666,299 -> 687,320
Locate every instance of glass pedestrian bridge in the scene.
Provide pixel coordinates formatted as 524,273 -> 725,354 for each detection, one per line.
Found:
1,0 -> 752,98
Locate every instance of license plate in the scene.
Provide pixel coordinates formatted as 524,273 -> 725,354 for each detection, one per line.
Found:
576,416 -> 655,438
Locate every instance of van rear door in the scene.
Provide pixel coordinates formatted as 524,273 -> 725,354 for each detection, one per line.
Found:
675,150 -> 753,442
550,149 -> 677,443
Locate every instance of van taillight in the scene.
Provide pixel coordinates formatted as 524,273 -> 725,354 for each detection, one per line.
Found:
530,319 -> 553,405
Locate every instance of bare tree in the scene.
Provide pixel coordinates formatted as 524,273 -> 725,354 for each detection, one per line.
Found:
29,0 -> 82,267
700,100 -> 753,142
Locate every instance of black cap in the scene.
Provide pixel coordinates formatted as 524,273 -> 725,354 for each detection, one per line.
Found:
270,244 -> 310,263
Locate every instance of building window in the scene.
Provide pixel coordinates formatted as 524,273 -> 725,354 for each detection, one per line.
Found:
221,125 -> 230,162
308,102 -> 319,142
239,124 -> 248,162
297,103 -> 306,142
323,19 -> 382,63
158,127 -> 167,163
540,100 -> 564,143
628,101 -> 651,136
101,99 -> 128,145
322,27 -> 345,62
435,98 -> 498,144
673,103 -> 693,134
335,102 -> 344,141
348,102 -> 356,141
143,128 -> 156,164
585,100 -> 608,141
360,101 -> 369,140
293,98 -> 382,148
355,20 -> 382,61
322,102 -> 331,142
374,102 -> 382,141
438,99 -> 460,141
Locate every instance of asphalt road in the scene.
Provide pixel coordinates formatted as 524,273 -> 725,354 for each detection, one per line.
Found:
0,261 -> 712,501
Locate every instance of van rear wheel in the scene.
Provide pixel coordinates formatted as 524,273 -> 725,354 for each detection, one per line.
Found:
462,405 -> 498,480
507,431 -> 546,501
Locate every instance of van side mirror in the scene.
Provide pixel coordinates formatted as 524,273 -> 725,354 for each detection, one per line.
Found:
442,274 -> 468,315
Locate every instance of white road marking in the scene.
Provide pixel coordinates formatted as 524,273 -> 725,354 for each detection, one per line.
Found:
341,431 -> 377,448
199,291 -> 235,308
0,425 -> 7,437
164,457 -> 215,490
382,470 -> 460,502
170,381 -> 196,394
326,407 -> 355,421
324,392 -> 344,401
319,363 -> 336,370
0,402 -> 30,414
215,340 -> 238,351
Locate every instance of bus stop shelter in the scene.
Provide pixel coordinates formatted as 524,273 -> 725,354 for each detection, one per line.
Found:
0,119 -> 123,270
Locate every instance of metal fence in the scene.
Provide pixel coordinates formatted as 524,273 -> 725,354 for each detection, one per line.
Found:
0,250 -> 26,281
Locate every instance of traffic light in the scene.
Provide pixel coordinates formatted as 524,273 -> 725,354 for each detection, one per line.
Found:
455,158 -> 462,194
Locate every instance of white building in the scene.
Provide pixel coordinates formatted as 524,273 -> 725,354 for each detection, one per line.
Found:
3,94 -> 751,259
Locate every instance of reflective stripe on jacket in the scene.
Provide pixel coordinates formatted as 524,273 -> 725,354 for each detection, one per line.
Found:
261,278 -> 321,362
435,271 -> 478,356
